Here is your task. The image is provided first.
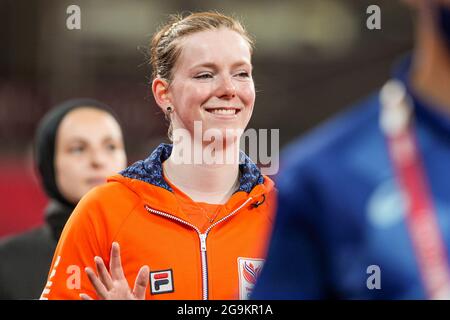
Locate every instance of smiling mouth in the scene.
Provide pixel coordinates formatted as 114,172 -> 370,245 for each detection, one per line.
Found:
204,107 -> 241,115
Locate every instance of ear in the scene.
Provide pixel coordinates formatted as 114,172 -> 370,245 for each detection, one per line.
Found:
152,78 -> 172,113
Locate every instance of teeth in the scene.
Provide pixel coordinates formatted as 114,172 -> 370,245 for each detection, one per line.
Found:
209,108 -> 237,115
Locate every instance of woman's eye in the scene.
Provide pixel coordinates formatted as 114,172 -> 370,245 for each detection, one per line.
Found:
69,146 -> 85,154
194,73 -> 213,79
236,71 -> 250,78
106,144 -> 117,151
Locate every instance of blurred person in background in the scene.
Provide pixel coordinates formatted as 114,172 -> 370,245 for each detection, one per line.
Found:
0,99 -> 127,299
252,0 -> 450,299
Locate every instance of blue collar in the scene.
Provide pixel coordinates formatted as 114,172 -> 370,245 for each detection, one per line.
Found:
120,143 -> 264,194
392,55 -> 450,136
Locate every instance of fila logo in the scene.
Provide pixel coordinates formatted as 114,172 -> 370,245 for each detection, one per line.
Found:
150,269 -> 174,295
237,257 -> 264,300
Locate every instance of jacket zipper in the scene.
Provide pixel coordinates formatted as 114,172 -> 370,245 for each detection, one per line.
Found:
144,197 -> 253,300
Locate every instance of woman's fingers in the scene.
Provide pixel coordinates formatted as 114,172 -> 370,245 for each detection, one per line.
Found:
79,293 -> 94,300
85,267 -> 109,299
133,265 -> 150,300
94,256 -> 114,290
85,243 -> 147,300
110,242 -> 126,281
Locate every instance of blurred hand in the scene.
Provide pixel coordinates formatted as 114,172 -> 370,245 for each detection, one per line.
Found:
80,242 -> 149,300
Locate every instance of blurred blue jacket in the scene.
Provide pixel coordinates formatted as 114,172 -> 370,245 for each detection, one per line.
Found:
252,57 -> 450,299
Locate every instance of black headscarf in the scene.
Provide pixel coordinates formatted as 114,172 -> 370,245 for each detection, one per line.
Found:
34,98 -> 122,207
437,5 -> 450,51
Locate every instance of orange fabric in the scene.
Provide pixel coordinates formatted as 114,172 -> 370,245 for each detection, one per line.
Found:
165,175 -> 224,233
40,173 -> 276,300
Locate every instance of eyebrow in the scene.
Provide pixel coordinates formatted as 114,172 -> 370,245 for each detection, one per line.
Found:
66,135 -> 118,144
190,60 -> 252,71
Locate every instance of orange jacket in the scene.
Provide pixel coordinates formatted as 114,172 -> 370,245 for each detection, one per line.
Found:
40,144 -> 276,300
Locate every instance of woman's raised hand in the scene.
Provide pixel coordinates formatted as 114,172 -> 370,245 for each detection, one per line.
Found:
80,242 -> 149,300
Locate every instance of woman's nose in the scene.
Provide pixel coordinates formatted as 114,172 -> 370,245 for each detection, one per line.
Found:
216,75 -> 236,99
89,150 -> 107,168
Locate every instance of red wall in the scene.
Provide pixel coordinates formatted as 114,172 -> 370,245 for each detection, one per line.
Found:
0,159 -> 48,238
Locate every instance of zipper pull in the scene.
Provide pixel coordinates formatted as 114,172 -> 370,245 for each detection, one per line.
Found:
199,234 -> 207,252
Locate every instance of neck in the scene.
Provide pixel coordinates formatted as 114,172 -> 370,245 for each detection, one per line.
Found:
410,6 -> 450,114
164,139 -> 240,204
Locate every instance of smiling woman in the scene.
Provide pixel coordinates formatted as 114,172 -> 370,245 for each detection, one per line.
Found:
165,28 -> 254,133
150,12 -> 255,143
40,11 -> 276,301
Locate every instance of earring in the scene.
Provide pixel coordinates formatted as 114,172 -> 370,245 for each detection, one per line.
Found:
166,105 -> 173,113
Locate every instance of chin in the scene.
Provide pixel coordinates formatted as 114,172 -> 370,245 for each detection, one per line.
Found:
203,126 -> 243,148
203,123 -> 245,138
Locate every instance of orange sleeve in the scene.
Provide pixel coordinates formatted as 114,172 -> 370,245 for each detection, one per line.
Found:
40,188 -> 112,300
